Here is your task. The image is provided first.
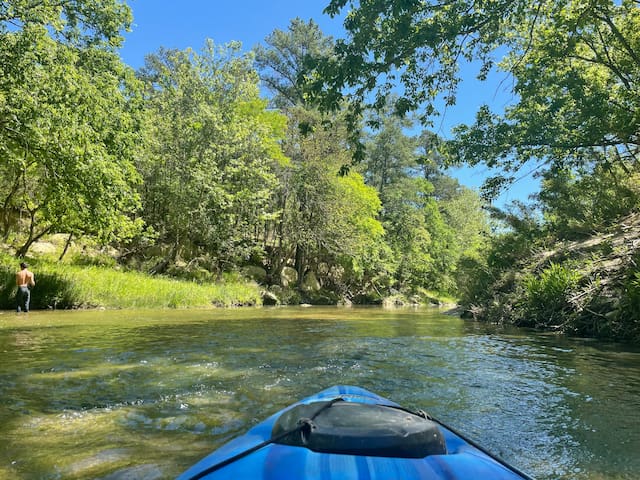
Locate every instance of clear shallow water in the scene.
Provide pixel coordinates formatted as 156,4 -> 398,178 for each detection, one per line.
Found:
0,307 -> 638,479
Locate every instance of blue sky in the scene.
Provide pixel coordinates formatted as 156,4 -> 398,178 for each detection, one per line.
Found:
120,0 -> 341,68
120,0 -> 538,206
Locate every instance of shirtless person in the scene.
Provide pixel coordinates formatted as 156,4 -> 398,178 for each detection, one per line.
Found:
16,262 -> 35,313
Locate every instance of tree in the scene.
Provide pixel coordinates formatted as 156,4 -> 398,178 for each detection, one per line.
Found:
415,131 -> 488,259
363,106 -> 487,294
363,100 -> 416,196
537,162 -> 640,239
280,107 -> 388,293
255,20 -> 389,295
307,0 -> 518,122
254,18 -> 334,109
450,0 -> 640,195
138,41 -> 287,273
307,0 -> 640,197
0,0 -> 132,48
0,0 -> 144,257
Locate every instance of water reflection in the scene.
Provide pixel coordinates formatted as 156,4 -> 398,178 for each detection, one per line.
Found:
0,307 -> 638,479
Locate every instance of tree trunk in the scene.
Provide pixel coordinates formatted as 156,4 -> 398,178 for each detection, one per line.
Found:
295,243 -> 304,288
58,233 -> 74,261
15,210 -> 51,258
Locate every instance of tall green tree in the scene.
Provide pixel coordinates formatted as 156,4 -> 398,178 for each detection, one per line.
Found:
138,41 -> 287,272
363,112 -> 456,293
282,107 -> 388,293
415,131 -> 488,259
255,17 -> 334,109
362,105 -> 488,294
363,102 -> 416,196
0,0 -> 144,257
256,20 -> 388,295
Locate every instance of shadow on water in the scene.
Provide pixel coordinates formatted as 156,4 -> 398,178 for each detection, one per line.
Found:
0,307 -> 638,479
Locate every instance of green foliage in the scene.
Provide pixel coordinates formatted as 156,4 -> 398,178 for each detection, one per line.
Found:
361,105 -> 488,295
137,41 -> 287,271
63,266 -> 260,308
12,0 -> 639,337
455,252 -> 493,307
520,262 -> 581,328
623,272 -> 640,317
0,254 -> 261,310
329,182 -> 393,298
255,18 -> 334,109
0,2 -> 144,255
457,190 -> 640,342
485,202 -> 545,270
448,0 -> 640,196
0,1 -> 133,48
310,0 -> 510,123
272,106 -> 389,296
70,252 -> 118,269
456,202 -> 550,323
254,20 -> 397,298
538,164 -> 640,239
308,0 -> 640,202
615,270 -> 640,341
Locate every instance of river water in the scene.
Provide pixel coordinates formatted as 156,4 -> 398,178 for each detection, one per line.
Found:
0,307 -> 638,479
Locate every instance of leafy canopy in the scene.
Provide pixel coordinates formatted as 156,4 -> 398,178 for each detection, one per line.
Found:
0,0 -> 143,256
306,0 -> 640,197
138,41 -> 288,268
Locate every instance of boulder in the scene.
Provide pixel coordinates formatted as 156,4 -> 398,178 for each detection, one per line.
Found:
261,290 -> 279,306
242,265 -> 267,283
280,266 -> 298,287
302,271 -> 321,291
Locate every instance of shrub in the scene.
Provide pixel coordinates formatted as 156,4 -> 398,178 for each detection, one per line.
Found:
616,271 -> 640,341
519,262 -> 581,328
70,252 -> 117,268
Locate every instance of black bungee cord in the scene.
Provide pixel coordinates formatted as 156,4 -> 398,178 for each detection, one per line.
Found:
184,397 -> 344,480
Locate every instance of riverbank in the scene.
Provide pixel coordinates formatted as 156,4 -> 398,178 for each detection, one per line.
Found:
0,252 -> 262,310
462,212 -> 640,343
0,251 -> 455,310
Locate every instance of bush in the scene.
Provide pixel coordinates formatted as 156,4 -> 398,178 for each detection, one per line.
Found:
615,271 -> 640,341
70,252 -> 118,268
519,262 -> 581,328
456,254 -> 493,306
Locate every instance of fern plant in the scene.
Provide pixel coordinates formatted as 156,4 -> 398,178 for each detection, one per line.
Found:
520,262 -> 581,328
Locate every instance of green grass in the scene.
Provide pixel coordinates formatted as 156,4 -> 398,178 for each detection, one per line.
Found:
419,288 -> 458,305
0,253 -> 261,310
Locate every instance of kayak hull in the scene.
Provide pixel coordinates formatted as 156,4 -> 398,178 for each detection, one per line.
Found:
178,385 -> 530,480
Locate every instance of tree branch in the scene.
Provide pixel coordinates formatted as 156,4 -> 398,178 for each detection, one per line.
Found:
595,11 -> 640,65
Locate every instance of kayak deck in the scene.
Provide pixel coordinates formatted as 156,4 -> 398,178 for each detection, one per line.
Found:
178,385 -> 532,480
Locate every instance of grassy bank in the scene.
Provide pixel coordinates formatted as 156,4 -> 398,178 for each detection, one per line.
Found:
0,254 -> 262,310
